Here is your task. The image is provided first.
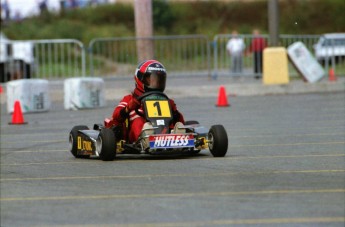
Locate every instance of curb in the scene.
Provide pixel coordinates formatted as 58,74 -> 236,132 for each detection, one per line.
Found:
1,78 -> 344,105
164,79 -> 345,98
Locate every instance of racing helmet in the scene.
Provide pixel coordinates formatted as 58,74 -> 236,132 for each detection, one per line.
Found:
134,60 -> 167,95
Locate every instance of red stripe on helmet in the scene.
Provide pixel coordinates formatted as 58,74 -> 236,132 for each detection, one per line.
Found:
134,76 -> 144,96
139,60 -> 159,73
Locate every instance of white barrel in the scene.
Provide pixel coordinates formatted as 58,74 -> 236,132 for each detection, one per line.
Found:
64,77 -> 106,110
6,79 -> 50,113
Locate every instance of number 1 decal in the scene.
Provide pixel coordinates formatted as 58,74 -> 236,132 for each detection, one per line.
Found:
153,101 -> 162,116
145,100 -> 171,118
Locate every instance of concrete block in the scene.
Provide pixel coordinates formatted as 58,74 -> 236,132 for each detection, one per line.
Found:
6,79 -> 50,113
64,77 -> 106,110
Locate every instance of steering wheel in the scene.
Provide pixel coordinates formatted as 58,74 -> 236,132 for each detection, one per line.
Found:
136,91 -> 169,101
135,91 -> 169,117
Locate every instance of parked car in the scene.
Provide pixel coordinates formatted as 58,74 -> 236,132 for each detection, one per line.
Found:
313,33 -> 345,63
0,32 -> 35,83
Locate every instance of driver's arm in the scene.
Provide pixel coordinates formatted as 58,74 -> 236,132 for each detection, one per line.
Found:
169,99 -> 185,124
112,95 -> 140,123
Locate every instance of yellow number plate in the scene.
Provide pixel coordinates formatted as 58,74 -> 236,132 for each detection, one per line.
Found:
145,100 -> 171,118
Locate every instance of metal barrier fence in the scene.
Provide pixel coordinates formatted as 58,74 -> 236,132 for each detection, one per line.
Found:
1,39 -> 85,82
1,34 -> 344,82
32,39 -> 86,79
88,35 -> 210,78
213,34 -> 345,78
213,34 -> 269,78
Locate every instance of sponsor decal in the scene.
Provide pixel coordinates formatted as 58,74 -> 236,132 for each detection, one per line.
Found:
90,90 -> 100,107
149,134 -> 194,148
34,92 -> 44,109
77,136 -> 93,151
156,120 -> 165,125
148,67 -> 166,72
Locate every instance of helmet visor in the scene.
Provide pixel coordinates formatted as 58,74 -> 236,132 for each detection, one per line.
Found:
144,71 -> 166,92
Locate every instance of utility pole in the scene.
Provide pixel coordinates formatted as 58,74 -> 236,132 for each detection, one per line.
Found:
268,0 -> 279,46
134,0 -> 154,62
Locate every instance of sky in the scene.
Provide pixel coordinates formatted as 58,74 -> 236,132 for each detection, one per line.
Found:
2,0 -> 116,19
2,0 -> 61,18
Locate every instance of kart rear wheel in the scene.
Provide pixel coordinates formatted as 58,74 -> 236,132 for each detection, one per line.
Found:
69,125 -> 90,158
208,125 -> 228,157
97,128 -> 116,161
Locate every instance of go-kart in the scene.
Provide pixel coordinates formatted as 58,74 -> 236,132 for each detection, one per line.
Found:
69,91 -> 228,161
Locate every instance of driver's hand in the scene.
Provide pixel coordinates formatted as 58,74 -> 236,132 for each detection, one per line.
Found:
127,97 -> 140,111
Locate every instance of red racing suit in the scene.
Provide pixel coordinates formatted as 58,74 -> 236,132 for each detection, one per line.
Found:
105,94 -> 185,143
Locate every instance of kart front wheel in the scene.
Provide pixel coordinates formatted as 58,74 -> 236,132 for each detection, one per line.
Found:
97,128 -> 116,161
208,125 -> 228,157
69,125 -> 89,158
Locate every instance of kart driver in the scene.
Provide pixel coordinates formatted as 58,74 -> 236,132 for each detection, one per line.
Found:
105,60 -> 185,143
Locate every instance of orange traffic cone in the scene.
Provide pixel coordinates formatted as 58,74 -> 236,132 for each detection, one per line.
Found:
9,100 -> 27,125
329,68 -> 337,81
216,86 -> 230,107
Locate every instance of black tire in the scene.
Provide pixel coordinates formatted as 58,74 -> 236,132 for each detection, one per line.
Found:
69,125 -> 89,158
25,63 -> 32,79
0,63 -> 11,83
188,148 -> 201,155
0,63 -> 5,82
97,128 -> 116,161
208,125 -> 228,157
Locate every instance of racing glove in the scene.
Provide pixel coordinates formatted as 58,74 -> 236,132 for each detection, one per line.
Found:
119,96 -> 140,120
169,99 -> 185,124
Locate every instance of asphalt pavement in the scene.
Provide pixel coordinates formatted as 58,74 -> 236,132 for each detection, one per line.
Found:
56,75 -> 345,101
0,76 -> 345,227
0,75 -> 344,104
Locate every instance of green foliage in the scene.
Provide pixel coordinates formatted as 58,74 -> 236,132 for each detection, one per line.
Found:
168,1 -> 268,35
1,3 -> 134,44
63,4 -> 134,27
153,0 -> 175,33
280,0 -> 345,34
2,0 -> 344,43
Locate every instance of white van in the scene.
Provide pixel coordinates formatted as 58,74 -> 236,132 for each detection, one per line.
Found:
0,32 -> 35,83
313,33 -> 345,63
